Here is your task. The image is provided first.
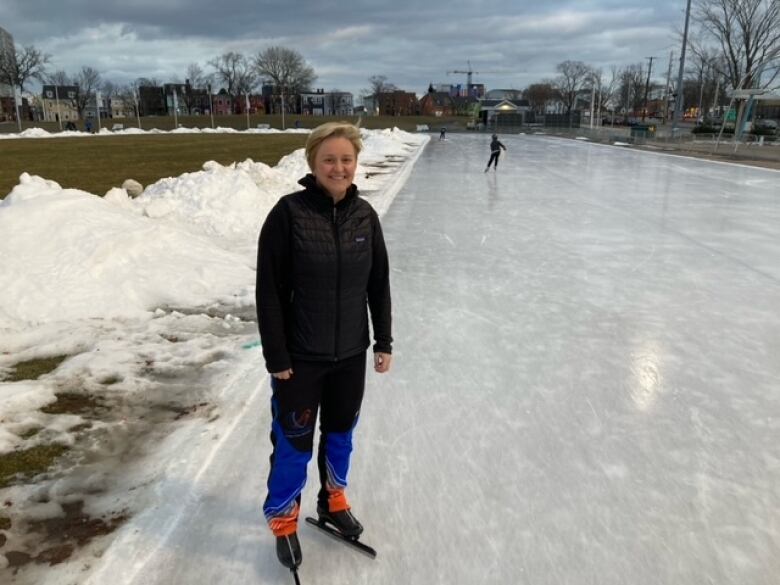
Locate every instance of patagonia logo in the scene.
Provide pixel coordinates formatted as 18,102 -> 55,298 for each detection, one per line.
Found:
355,236 -> 366,243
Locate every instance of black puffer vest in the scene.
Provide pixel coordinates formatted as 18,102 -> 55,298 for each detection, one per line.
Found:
285,175 -> 374,361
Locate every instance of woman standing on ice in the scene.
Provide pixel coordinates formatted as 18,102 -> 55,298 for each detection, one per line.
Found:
256,122 -> 393,572
484,133 -> 507,171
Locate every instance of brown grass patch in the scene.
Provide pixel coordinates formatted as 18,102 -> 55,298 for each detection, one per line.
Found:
3,501 -> 127,570
40,392 -> 104,417
4,355 -> 68,382
0,444 -> 69,488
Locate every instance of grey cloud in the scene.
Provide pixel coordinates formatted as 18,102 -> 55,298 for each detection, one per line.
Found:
1,0 -> 685,95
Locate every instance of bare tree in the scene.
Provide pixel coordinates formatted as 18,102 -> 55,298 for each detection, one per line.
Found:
366,75 -> 397,97
552,60 -> 591,115
693,0 -> 780,90
46,70 -> 72,86
135,77 -> 160,88
116,81 -> 143,121
73,66 -> 102,117
618,63 -> 648,114
101,80 -> 117,97
584,68 -> 619,124
101,80 -> 129,118
209,52 -> 257,113
253,46 -> 316,113
235,66 -> 258,99
186,63 -> 209,89
523,83 -> 557,114
361,75 -> 398,113
174,63 -> 210,114
682,43 -> 724,120
0,44 -> 50,93
597,66 -> 621,118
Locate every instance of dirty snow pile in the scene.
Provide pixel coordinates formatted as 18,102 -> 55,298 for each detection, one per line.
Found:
0,127 -> 428,580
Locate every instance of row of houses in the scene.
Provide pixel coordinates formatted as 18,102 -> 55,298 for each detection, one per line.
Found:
28,82 -> 359,122
1,71 -> 701,127
7,80 -> 528,124
20,67 -> 769,128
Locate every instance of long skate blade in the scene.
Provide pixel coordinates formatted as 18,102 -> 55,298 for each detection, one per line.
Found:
304,517 -> 377,559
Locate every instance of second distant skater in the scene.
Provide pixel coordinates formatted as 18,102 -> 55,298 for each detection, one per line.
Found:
484,133 -> 507,172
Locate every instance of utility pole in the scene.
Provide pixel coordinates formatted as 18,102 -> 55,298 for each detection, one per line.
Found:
54,84 -> 63,131
672,0 -> 693,134
96,90 -> 102,132
172,87 -> 178,129
13,87 -> 22,132
711,75 -> 720,118
663,51 -> 674,124
133,89 -> 141,129
642,56 -> 655,121
696,61 -> 708,123
207,84 -> 214,129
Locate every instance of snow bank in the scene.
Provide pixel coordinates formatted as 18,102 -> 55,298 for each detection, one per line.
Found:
0,174 -> 253,327
0,128 -> 428,330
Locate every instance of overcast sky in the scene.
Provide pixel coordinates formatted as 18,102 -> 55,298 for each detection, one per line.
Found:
1,0 -> 687,97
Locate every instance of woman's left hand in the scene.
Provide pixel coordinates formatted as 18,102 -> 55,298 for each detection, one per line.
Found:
374,352 -> 392,373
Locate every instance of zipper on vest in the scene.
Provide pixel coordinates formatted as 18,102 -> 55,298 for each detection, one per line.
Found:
332,206 -> 341,361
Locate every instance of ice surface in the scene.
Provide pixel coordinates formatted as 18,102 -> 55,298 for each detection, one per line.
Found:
82,134 -> 780,584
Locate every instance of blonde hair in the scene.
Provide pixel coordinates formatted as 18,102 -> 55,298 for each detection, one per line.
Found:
305,122 -> 363,171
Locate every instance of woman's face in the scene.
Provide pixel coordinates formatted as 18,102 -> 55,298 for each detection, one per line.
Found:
313,136 -> 357,200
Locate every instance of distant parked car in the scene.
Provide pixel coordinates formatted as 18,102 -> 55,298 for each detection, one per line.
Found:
705,114 -> 723,127
752,118 -> 777,133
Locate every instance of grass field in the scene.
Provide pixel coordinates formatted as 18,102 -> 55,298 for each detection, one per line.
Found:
1,133 -> 308,198
0,114 -> 466,198
0,114 -> 467,134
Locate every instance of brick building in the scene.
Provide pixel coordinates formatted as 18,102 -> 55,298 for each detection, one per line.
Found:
376,91 -> 418,116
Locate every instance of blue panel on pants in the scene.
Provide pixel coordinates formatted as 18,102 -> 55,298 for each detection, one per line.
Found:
324,427 -> 355,489
264,401 -> 313,520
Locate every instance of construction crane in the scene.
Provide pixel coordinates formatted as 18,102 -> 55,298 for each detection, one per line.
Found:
447,60 -> 481,88
446,61 -> 499,93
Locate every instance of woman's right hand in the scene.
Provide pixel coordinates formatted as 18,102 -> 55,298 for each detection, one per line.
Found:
272,368 -> 294,380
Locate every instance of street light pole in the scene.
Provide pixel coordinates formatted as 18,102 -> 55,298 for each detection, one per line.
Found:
281,89 -> 286,130
589,83 -> 596,129
13,87 -> 22,132
663,51 -> 674,124
208,84 -> 214,129
55,85 -> 63,131
96,90 -> 102,132
133,89 -> 141,129
643,56 -> 655,122
172,87 -> 178,129
696,61 -> 708,123
672,0 -> 692,134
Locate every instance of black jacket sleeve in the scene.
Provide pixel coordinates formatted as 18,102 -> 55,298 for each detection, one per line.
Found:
256,199 -> 292,373
367,210 -> 393,354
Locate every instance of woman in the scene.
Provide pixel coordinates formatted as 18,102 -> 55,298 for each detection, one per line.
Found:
256,122 -> 393,571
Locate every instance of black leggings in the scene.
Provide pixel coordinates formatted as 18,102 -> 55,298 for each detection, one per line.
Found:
264,352 -> 367,520
487,151 -> 501,168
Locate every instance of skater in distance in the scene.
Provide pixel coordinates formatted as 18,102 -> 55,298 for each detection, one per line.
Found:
256,121 -> 393,571
485,133 -> 507,171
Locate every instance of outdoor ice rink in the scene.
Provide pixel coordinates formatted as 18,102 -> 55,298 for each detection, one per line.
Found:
88,134 -> 779,585
370,134 -> 779,585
